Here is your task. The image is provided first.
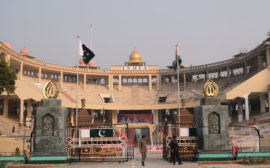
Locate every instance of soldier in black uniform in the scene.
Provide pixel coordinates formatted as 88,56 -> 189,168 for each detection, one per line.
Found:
169,135 -> 182,165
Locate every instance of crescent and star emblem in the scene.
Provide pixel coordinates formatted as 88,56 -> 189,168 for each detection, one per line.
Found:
98,130 -> 106,137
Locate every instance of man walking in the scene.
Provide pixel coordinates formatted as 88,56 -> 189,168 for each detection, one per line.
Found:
170,135 -> 182,165
139,135 -> 147,166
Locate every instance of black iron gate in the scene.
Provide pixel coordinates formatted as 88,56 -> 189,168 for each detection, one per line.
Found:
163,123 -> 197,161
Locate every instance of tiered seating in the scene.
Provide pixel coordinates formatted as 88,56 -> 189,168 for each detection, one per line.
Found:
0,115 -> 32,136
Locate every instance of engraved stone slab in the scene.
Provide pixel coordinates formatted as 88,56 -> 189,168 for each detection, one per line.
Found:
195,98 -> 230,151
33,99 -> 67,154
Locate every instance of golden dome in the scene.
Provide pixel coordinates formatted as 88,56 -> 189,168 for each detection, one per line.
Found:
3,42 -> 12,50
129,49 -> 141,62
20,48 -> 29,55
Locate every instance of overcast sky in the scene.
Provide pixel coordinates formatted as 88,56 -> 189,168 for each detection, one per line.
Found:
1,0 -> 270,69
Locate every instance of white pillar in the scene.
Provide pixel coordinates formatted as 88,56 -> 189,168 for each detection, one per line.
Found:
118,75 -> 122,91
260,94 -> 266,113
60,71 -> 63,88
148,74 -> 152,91
237,100 -> 243,122
244,94 -> 249,121
20,62 -> 24,80
83,73 -> 86,90
38,67 -> 41,83
152,110 -> 159,125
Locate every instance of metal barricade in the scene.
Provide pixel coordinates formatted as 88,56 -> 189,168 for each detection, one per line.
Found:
66,124 -> 134,162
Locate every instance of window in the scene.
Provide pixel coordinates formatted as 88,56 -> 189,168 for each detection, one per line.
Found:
159,97 -> 167,103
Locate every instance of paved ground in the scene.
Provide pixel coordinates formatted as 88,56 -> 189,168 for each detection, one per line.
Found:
56,148 -> 270,168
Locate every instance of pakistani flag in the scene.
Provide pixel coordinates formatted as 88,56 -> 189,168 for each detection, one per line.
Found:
90,129 -> 114,138
78,38 -> 95,65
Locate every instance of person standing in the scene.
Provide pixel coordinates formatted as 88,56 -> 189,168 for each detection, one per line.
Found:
139,135 -> 147,166
170,135 -> 182,165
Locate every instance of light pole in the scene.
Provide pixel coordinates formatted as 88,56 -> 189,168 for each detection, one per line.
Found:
253,127 -> 263,152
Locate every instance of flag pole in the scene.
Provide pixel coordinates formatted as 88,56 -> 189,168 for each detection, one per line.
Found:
76,36 -> 80,140
90,24 -> 93,50
176,44 -> 181,137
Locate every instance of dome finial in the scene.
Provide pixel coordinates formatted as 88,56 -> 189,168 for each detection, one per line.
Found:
129,49 -> 141,62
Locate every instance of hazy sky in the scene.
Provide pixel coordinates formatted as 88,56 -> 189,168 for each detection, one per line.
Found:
1,0 -> 270,69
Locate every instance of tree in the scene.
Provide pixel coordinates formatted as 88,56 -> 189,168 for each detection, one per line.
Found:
0,57 -> 17,94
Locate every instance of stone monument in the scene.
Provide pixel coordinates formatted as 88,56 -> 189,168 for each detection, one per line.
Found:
195,80 -> 230,151
33,81 -> 67,155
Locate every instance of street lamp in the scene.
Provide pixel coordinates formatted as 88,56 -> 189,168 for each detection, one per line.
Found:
253,127 -> 263,152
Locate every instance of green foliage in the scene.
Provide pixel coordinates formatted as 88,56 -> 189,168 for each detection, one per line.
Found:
0,57 -> 17,94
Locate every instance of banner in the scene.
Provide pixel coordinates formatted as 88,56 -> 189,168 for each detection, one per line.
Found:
90,129 -> 114,138
118,113 -> 152,124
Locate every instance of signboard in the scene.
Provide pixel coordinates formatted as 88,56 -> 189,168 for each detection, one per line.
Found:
118,113 -> 152,124
122,66 -> 148,70
90,129 -> 114,138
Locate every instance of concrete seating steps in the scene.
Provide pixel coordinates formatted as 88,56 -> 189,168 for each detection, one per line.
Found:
0,115 -> 32,136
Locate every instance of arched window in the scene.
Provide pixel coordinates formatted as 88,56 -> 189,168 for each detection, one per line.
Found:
208,112 -> 220,134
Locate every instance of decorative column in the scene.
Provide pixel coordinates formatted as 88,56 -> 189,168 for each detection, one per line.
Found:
70,108 -> 74,126
228,104 -> 232,124
3,97 -> 8,118
257,55 -> 263,70
20,62 -> 24,80
60,71 -> 63,88
260,94 -> 266,113
227,67 -> 230,78
244,62 -> 248,77
38,67 -> 41,83
205,70 -> 209,80
19,99 -> 24,124
90,109 -> 95,125
152,110 -> 159,125
112,110 -> 118,124
156,74 -> 161,90
149,126 -> 154,147
118,75 -> 122,91
237,100 -> 243,122
148,74 -> 152,91
83,73 -> 86,90
108,75 -> 113,92
243,94 -> 249,121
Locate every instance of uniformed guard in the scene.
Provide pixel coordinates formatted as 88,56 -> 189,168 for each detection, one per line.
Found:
139,135 -> 147,166
169,135 -> 182,165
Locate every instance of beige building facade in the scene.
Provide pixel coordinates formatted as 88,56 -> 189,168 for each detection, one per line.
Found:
0,37 -> 270,145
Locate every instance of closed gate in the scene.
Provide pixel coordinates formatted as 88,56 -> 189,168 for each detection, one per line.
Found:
66,124 -> 134,162
164,123 -> 197,161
